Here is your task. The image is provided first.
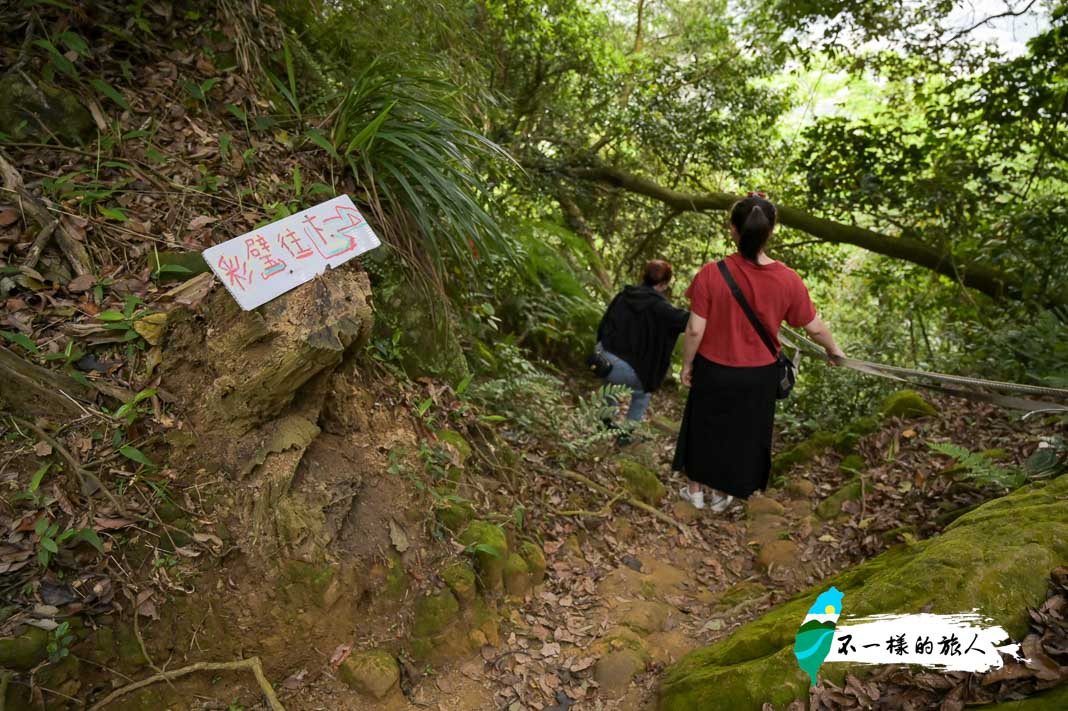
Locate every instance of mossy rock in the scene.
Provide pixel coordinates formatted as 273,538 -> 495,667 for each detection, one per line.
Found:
411,589 -> 461,640
0,626 -> 49,670
381,554 -> 409,602
468,598 -> 501,647
815,478 -> 863,520
409,589 -> 464,662
520,541 -> 547,586
617,458 -> 666,504
503,553 -> 530,597
338,649 -> 400,699
658,475 -> 1068,710
0,75 -> 95,144
442,560 -> 477,605
881,389 -> 937,419
436,499 -> 475,534
771,431 -> 836,476
459,520 -> 508,594
846,415 -> 881,436
435,429 -> 472,465
279,560 -> 337,608
838,454 -> 865,475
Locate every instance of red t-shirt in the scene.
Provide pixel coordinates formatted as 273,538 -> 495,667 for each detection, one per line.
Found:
685,253 -> 817,367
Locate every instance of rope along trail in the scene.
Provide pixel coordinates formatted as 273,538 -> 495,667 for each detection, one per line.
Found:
779,327 -> 1068,415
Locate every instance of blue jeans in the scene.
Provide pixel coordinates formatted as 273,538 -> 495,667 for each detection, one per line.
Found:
597,343 -> 651,422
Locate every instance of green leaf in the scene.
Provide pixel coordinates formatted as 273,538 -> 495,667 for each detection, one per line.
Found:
98,205 -> 128,222
90,79 -> 130,110
456,373 -> 473,397
119,445 -> 154,467
478,415 -> 507,423
69,370 -> 90,387
96,311 -> 126,321
0,330 -> 38,352
468,542 -> 502,558
114,388 -> 157,420
35,518 -> 48,536
304,129 -> 337,158
74,528 -> 105,554
33,39 -> 77,78
38,547 -> 50,567
41,537 -> 58,554
292,164 -> 302,197
57,32 -> 89,54
29,463 -> 50,493
156,264 -> 193,275
417,398 -> 433,416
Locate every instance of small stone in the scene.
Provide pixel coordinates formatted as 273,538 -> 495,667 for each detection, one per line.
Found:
458,521 -> 508,594
519,542 -> 546,586
784,479 -> 816,499
745,515 -> 790,546
746,494 -> 785,518
756,540 -> 800,571
442,561 -> 477,605
594,649 -> 647,699
616,600 -> 673,635
338,649 -> 400,699
503,553 -> 531,597
616,457 -> 666,504
881,390 -> 937,419
816,479 -> 863,520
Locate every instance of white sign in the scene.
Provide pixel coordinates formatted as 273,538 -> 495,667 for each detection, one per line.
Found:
203,195 -> 380,310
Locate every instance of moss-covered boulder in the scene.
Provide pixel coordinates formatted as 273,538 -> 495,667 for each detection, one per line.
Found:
435,429 -> 472,466
0,75 -> 95,144
338,649 -> 400,699
882,389 -> 937,419
442,560 -> 477,605
0,626 -> 49,670
520,541 -> 547,586
658,475 -> 1068,710
815,478 -> 863,520
617,458 -> 666,504
409,589 -> 461,661
503,553 -> 531,596
771,431 -> 836,476
436,499 -> 475,534
459,521 -> 508,594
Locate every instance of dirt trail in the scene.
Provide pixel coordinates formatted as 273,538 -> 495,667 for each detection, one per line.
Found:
64,389 -> 1033,711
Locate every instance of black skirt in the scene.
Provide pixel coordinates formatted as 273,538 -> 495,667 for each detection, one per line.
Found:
672,354 -> 779,498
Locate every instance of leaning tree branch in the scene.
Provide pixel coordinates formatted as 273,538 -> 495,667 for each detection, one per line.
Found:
563,162 -> 1068,309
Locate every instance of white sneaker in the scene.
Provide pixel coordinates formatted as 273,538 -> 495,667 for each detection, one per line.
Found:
679,487 -> 705,510
708,494 -> 734,513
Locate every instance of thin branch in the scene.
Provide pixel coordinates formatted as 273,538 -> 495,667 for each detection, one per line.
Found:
946,0 -> 1039,43
88,657 -> 284,711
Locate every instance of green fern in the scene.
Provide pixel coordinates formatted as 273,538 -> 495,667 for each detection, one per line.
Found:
927,441 -> 1024,489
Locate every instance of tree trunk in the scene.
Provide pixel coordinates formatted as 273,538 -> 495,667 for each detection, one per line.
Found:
567,163 -> 1068,309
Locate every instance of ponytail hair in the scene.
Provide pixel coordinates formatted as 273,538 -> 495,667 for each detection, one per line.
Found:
730,195 -> 777,262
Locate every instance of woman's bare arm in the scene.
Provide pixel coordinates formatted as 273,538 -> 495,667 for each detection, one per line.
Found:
802,315 -> 845,363
680,312 -> 707,386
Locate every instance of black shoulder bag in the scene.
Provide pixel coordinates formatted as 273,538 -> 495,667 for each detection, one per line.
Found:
717,260 -> 796,399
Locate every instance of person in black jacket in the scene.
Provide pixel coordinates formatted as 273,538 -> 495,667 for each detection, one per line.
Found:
596,260 -> 690,423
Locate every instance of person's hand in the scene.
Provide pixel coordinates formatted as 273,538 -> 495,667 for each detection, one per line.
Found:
826,349 -> 845,366
681,363 -> 693,387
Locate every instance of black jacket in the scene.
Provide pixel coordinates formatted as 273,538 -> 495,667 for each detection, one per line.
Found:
596,285 -> 690,392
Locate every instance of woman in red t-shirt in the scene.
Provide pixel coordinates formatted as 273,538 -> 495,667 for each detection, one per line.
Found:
674,194 -> 844,512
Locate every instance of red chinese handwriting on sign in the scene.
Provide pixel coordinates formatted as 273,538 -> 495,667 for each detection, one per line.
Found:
204,195 -> 381,310
245,234 -> 287,279
217,254 -> 253,291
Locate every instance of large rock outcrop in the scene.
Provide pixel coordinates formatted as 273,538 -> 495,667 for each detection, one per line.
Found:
658,474 -> 1068,710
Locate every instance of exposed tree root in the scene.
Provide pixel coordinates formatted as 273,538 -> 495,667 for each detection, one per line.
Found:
87,656 -> 284,711
528,459 -> 689,535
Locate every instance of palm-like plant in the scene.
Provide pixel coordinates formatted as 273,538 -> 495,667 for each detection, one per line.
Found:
327,61 -> 515,287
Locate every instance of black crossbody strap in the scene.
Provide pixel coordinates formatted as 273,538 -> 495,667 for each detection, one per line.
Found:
717,260 -> 779,359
